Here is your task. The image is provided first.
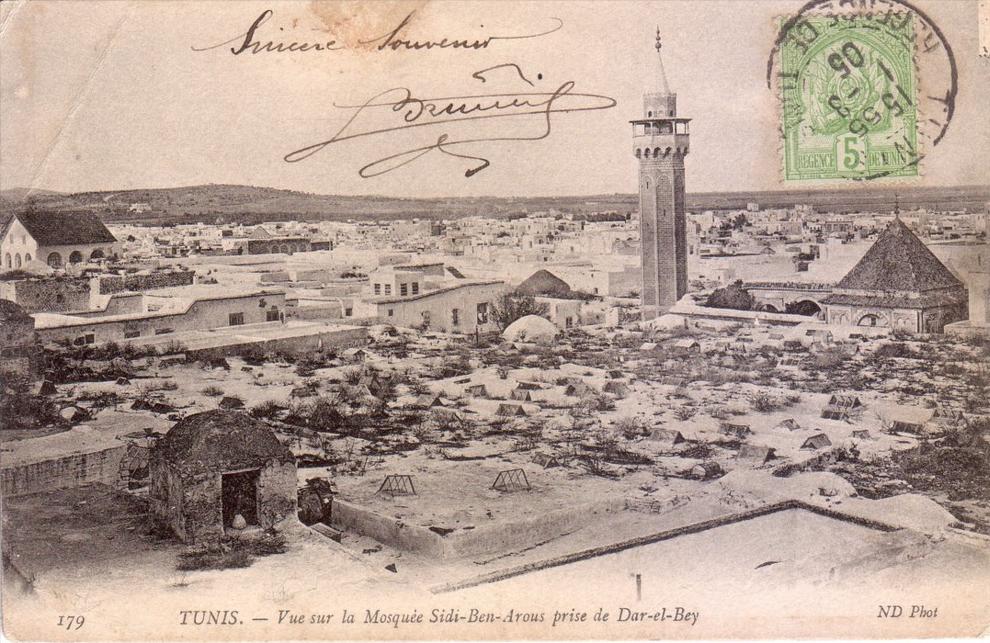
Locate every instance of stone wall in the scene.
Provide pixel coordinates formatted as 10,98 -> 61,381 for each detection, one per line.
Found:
150,459 -> 297,543
0,315 -> 38,378
149,461 -> 190,539
1,445 -> 128,497
0,277 -> 92,312
178,473 -> 223,543
256,461 -> 298,530
95,270 -> 195,295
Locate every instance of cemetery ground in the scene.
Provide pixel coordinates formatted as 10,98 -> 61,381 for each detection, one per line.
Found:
2,318 -> 989,609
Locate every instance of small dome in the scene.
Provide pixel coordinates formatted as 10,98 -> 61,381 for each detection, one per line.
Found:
154,410 -> 293,474
502,315 -> 559,345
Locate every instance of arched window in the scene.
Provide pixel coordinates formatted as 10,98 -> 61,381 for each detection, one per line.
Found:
24,253 -> 31,263
858,314 -> 880,327
47,252 -> 62,268
69,250 -> 83,264
90,248 -> 105,260
3,253 -> 10,268
14,254 -> 21,268
653,147 -> 661,157
635,149 -> 642,159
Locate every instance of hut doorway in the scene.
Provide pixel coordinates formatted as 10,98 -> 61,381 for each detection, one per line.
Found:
221,469 -> 260,527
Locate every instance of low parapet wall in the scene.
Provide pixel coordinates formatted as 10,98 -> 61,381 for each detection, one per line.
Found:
330,499 -> 445,558
1,445 -> 129,497
431,499 -> 901,594
670,303 -> 818,326
329,497 -> 624,561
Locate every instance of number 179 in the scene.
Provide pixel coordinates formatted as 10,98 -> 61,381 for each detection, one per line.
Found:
57,615 -> 85,630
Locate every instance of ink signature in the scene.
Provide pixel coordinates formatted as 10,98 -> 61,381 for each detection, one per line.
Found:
283,65 -> 617,178
192,10 -> 563,55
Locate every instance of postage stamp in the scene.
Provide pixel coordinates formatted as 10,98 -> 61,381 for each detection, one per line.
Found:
779,13 -> 918,181
770,0 -> 959,183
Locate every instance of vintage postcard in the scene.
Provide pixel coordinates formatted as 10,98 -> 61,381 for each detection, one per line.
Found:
1,0 -> 988,640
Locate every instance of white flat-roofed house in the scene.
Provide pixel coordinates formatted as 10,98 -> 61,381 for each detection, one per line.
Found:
356,276 -> 504,334
32,289 -> 288,346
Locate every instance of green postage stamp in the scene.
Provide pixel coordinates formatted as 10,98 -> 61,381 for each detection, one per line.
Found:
779,13 -> 918,181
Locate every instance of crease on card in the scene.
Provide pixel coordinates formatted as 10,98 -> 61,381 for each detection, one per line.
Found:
0,0 -> 28,40
20,3 -> 134,200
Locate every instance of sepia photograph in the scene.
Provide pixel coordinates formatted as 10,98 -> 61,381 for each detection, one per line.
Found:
1,0 -> 988,639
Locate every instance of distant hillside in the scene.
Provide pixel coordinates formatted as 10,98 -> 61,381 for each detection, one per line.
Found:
0,187 -> 63,205
1,183 -> 987,225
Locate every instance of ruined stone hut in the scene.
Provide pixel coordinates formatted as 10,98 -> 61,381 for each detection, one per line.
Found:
149,410 -> 297,543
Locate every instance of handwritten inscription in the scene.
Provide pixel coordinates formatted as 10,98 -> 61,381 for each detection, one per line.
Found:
282,66 -> 616,178
193,10 -> 562,55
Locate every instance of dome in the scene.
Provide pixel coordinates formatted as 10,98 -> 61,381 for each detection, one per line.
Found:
502,315 -> 559,345
154,410 -> 293,474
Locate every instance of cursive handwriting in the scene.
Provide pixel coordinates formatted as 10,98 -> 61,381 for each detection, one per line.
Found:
192,10 -> 562,56
283,68 -> 616,178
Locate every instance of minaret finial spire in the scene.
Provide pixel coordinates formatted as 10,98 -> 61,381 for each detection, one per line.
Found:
655,26 -> 662,52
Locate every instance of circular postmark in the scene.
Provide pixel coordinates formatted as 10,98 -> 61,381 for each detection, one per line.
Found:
766,0 -> 958,181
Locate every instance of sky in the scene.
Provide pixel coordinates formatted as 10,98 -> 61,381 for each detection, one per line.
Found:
1,0 -> 987,198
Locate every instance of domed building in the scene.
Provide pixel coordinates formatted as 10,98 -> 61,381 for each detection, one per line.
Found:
149,410 -> 297,543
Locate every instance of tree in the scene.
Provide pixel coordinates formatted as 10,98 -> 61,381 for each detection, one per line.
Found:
704,280 -> 755,311
490,292 -> 550,330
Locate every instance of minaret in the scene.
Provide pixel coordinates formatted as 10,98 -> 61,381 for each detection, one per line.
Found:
632,28 -> 690,320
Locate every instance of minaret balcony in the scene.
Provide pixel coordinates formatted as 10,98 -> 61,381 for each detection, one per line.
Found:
632,132 -> 690,158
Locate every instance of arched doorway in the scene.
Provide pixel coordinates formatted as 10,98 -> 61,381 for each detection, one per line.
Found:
69,250 -> 83,264
857,314 -> 881,327
760,304 -> 780,313
14,254 -> 21,268
47,252 -> 63,268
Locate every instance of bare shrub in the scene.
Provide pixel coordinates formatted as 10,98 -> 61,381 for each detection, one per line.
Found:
157,340 -> 186,356
250,400 -> 283,420
614,416 -> 648,439
751,394 -> 780,413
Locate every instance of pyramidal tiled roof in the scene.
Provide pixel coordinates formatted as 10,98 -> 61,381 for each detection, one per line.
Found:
13,211 -> 117,246
835,218 -> 962,292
